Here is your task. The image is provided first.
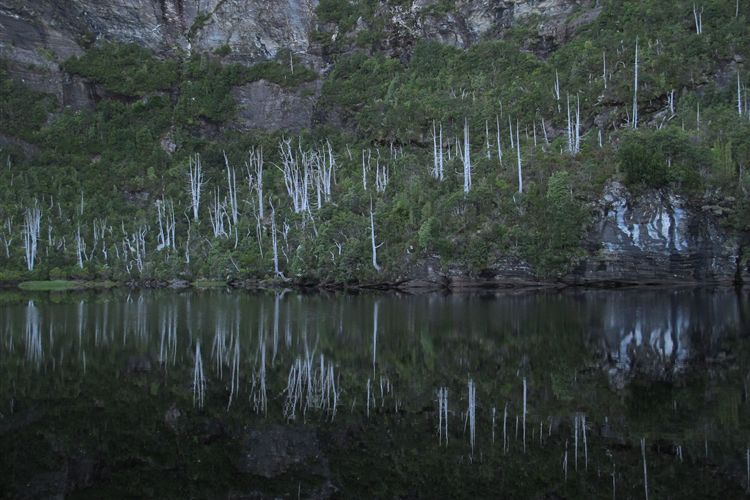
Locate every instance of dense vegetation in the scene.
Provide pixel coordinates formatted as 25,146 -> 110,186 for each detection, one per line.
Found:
0,0 -> 749,284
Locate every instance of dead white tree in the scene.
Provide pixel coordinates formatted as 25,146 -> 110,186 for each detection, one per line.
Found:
122,224 -> 147,274
697,101 -> 701,130
245,147 -> 265,220
431,120 -> 444,180
188,154 -> 204,222
92,218 -> 110,262
566,95 -> 574,153
209,188 -> 228,238
224,152 -> 239,229
633,38 -> 639,129
278,138 -> 309,213
462,118 -> 472,194
516,120 -> 523,193
693,4 -> 703,34
496,115 -> 503,165
155,197 -> 176,251
269,197 -> 285,279
309,143 -> 336,207
23,203 -> 41,271
375,154 -> 389,193
1,217 -> 13,258
75,223 -> 85,268
321,140 -> 336,202
575,95 -> 581,153
362,148 -> 370,191
184,220 -> 191,264
369,198 -> 382,273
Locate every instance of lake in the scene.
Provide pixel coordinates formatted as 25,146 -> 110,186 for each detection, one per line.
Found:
1,287 -> 748,498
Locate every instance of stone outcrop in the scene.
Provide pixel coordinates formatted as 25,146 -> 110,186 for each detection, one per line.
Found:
567,182 -> 739,285
0,0 -> 588,129
232,78 -> 322,132
393,182 -> 741,290
0,0 -> 320,127
320,0 -> 598,58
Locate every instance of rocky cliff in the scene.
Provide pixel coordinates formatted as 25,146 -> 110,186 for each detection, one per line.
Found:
0,0 -> 595,129
0,0 -> 320,127
568,182 -> 741,285
397,182 -> 743,289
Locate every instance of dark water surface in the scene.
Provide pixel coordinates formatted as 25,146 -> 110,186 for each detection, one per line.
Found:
1,287 -> 749,498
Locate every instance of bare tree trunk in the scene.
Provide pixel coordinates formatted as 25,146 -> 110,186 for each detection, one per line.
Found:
188,154 -> 204,222
224,152 -> 239,229
575,94 -> 581,153
693,4 -> 703,34
75,223 -> 84,268
269,197 -> 284,279
462,118 -> 472,194
23,203 -> 41,271
496,115 -> 503,165
245,147 -> 265,220
361,149 -> 369,191
633,38 -> 639,129
516,120 -> 523,194
375,154 -> 389,193
369,198 -> 382,273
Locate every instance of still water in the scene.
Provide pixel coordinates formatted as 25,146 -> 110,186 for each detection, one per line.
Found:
1,287 -> 748,498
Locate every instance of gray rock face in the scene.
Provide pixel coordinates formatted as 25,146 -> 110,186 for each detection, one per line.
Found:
1,0 -> 585,127
419,0 -> 590,51
327,0 -> 594,58
190,0 -> 318,64
232,79 -> 322,132
569,182 -> 739,285
0,0 -> 320,123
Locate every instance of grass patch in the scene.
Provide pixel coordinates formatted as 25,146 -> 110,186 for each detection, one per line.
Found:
17,280 -> 116,291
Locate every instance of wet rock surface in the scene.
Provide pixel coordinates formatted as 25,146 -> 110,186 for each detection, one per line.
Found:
567,182 -> 740,285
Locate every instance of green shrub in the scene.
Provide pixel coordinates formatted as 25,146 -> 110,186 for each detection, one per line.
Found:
618,128 -> 707,189
0,62 -> 56,140
63,43 -> 178,96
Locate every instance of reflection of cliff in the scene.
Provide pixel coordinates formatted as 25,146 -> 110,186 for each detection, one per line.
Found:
591,289 -> 742,387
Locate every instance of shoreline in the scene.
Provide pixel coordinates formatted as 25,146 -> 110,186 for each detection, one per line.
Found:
0,277 -> 744,293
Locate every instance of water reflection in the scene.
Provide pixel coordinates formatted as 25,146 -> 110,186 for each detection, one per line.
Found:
0,288 -> 747,384
583,289 -> 744,384
1,287 -> 749,497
